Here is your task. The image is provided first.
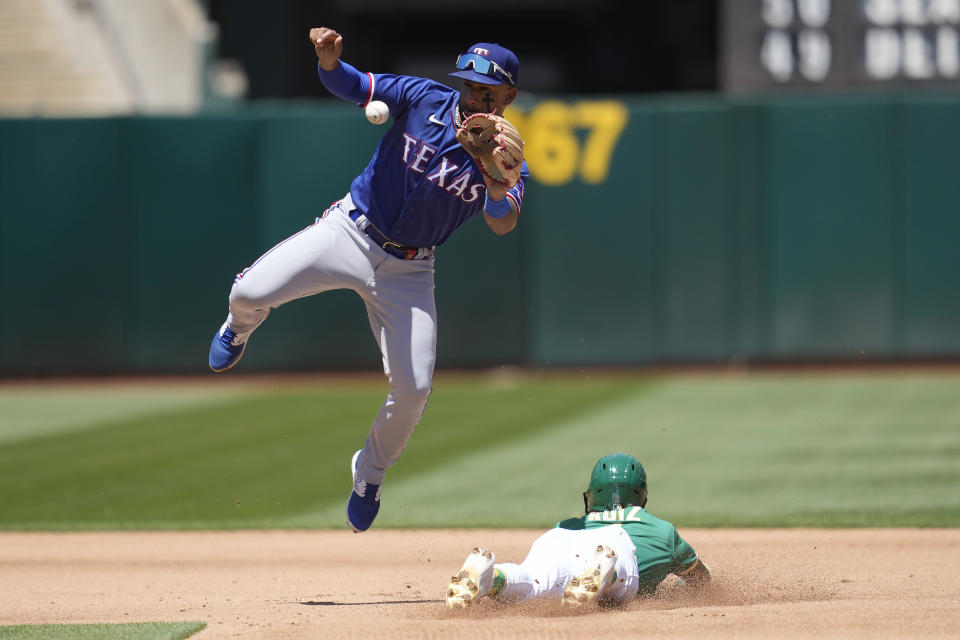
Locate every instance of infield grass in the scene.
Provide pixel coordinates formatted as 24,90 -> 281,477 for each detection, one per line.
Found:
0,370 -> 958,529
0,622 -> 205,640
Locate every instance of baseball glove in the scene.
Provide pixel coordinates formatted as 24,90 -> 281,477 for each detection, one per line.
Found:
456,113 -> 524,188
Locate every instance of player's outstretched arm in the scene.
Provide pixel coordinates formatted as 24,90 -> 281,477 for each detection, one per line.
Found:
310,27 -> 343,71
310,28 -> 368,105
676,558 -> 712,588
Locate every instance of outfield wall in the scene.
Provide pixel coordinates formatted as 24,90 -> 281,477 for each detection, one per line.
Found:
1,93 -> 958,374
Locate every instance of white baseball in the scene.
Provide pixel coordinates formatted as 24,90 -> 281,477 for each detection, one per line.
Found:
365,100 -> 389,125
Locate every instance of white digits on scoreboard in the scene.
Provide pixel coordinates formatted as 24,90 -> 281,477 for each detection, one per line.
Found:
763,0 -> 795,28
864,0 -> 899,25
798,0 -> 832,27
938,25 -> 960,75
799,29 -> 832,80
761,30 -> 795,81
865,28 -> 902,78
760,0 -> 833,82
904,27 -> 936,77
865,0 -> 960,25
863,0 -> 960,80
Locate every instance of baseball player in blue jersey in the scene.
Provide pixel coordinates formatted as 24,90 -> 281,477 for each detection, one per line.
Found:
208,27 -> 528,533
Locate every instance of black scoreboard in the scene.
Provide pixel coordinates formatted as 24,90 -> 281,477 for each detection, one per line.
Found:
722,0 -> 960,90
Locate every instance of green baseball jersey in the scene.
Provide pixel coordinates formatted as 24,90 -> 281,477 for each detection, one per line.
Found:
557,506 -> 698,596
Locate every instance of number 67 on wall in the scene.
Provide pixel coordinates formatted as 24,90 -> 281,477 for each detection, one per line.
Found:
504,100 -> 629,186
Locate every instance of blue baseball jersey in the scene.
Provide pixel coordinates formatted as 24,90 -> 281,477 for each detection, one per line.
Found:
319,62 -> 528,248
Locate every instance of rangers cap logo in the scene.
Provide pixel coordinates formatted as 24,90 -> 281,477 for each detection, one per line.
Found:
450,42 -> 520,86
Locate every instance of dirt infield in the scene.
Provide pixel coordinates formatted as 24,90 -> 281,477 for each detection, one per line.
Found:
2,529 -> 957,639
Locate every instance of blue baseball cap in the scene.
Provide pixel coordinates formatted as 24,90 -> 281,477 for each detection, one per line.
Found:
449,43 -> 519,87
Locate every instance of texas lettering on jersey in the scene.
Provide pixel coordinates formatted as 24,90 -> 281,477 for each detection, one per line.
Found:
401,133 -> 484,203
317,61 -> 528,248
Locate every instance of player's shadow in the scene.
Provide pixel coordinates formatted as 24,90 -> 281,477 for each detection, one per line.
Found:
300,599 -> 443,606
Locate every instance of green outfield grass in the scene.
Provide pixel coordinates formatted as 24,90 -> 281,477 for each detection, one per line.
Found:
0,370 -> 958,529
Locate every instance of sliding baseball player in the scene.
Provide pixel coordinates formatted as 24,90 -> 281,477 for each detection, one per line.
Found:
446,453 -> 711,607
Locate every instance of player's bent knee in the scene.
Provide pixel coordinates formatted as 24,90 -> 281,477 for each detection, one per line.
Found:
390,382 -> 432,411
394,383 -> 432,403
229,280 -> 274,312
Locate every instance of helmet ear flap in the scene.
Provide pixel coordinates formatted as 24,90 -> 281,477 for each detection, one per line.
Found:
631,485 -> 648,508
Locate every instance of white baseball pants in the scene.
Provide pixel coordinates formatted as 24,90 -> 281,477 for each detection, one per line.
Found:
223,195 -> 437,485
496,525 -> 640,602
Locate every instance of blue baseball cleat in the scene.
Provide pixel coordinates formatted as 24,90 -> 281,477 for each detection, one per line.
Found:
346,450 -> 381,533
208,324 -> 246,372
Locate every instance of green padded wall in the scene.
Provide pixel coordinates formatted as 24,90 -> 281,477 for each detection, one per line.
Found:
2,92 -> 959,374
0,119 -> 132,372
899,96 -> 960,355
764,97 -> 898,358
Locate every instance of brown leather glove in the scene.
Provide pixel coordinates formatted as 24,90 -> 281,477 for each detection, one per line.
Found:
456,113 -> 525,188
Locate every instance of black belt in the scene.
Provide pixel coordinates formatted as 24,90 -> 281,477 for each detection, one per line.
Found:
348,210 -> 430,260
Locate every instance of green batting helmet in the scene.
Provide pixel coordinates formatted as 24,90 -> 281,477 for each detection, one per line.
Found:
583,453 -> 648,513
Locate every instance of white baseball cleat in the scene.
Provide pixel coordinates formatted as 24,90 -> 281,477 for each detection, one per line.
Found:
446,547 -> 495,608
562,544 -> 618,607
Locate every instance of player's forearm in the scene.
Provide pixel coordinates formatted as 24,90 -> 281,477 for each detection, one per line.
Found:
484,207 -> 518,235
677,558 -> 712,586
317,60 -> 368,104
483,188 -> 517,235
